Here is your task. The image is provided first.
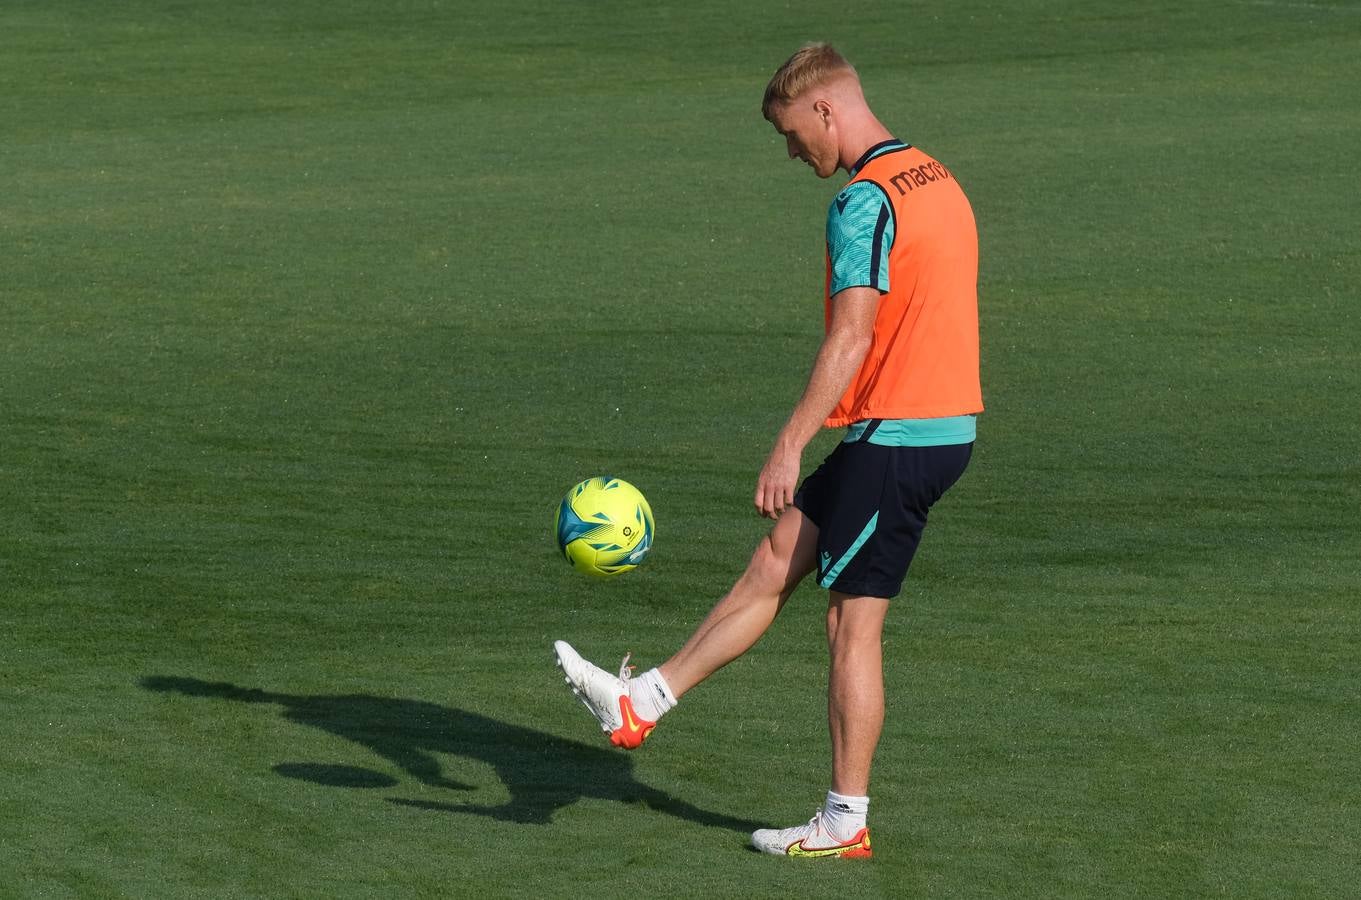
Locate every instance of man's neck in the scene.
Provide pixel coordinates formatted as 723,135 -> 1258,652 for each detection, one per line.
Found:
840,121 -> 896,174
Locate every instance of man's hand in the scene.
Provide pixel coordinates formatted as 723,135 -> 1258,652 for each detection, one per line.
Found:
754,441 -> 803,519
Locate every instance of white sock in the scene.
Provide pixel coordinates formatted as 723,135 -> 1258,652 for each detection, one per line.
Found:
628,667 -> 677,722
822,790 -> 869,839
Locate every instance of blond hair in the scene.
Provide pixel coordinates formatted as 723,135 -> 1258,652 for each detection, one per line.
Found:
762,43 -> 857,119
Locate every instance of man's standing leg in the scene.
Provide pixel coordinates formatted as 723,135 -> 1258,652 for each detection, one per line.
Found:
826,593 -> 890,796
749,591 -> 885,858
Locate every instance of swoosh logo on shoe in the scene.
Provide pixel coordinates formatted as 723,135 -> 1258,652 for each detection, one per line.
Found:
786,830 -> 872,858
611,696 -> 655,749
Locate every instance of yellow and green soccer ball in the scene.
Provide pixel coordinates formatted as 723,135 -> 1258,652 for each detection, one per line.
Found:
555,476 -> 655,577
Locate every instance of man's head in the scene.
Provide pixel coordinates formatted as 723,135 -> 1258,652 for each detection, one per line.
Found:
762,43 -> 873,179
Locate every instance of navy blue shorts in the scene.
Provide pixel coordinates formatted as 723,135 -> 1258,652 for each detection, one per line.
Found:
793,439 -> 972,599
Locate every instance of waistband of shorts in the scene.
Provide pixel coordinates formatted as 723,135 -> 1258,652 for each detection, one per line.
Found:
842,415 -> 977,447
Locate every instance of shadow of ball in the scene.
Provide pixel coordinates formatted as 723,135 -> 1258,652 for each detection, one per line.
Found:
273,763 -> 400,789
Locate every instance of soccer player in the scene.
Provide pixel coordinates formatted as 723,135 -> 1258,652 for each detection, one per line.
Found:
554,42 -> 982,859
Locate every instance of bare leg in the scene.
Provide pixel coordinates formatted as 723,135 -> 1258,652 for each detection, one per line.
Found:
658,508 -> 818,698
825,592 -> 890,796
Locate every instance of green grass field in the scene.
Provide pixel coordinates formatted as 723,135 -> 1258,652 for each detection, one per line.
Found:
4,1 -> 1359,896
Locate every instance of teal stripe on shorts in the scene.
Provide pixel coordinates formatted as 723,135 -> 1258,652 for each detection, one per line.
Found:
819,512 -> 879,589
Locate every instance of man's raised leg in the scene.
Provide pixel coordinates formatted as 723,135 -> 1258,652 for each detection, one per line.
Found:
554,508 -> 817,749
657,507 -> 818,698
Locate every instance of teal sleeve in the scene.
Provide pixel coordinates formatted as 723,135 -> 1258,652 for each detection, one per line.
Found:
826,181 -> 895,295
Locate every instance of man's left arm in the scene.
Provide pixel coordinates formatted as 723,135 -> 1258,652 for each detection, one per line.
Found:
754,286 -> 878,519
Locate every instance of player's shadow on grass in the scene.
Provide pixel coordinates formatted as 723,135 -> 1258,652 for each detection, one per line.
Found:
141,676 -> 761,833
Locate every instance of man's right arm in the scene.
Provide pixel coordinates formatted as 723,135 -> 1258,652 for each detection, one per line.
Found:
754,286 -> 878,519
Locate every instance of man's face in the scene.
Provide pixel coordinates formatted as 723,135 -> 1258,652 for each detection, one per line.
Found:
769,99 -> 838,179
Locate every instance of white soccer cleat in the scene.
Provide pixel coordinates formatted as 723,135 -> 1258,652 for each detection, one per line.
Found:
553,640 -> 655,750
751,809 -> 873,859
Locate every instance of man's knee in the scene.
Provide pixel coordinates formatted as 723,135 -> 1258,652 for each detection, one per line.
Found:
745,516 -> 816,595
746,533 -> 795,593
827,595 -> 890,651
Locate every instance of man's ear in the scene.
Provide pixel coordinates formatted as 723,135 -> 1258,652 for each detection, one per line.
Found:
813,98 -> 832,124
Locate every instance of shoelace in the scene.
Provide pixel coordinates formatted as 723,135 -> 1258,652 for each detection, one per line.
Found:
617,652 -> 635,683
